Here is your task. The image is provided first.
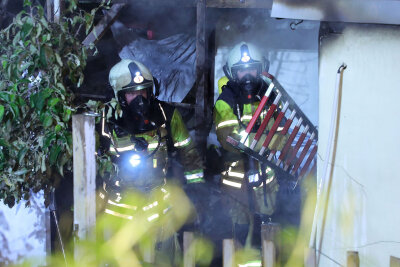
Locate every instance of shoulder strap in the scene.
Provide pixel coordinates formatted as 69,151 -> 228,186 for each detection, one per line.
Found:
157,101 -> 175,154
218,84 -> 242,118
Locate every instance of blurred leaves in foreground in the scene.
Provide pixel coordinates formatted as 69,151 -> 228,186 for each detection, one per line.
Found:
12,184 -> 215,267
10,174 -> 325,267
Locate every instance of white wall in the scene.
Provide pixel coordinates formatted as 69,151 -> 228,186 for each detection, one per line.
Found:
0,192 -> 48,266
317,24 -> 400,267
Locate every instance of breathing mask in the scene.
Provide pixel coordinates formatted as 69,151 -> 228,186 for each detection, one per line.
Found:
238,73 -> 262,103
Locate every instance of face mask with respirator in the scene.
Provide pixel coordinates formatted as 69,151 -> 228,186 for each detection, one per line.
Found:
123,91 -> 157,133
238,73 -> 262,104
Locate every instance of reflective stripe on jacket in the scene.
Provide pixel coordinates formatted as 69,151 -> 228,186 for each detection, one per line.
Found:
103,104 -> 204,186
213,76 -> 287,188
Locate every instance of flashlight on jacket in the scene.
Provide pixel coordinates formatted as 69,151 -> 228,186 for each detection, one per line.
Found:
129,154 -> 141,167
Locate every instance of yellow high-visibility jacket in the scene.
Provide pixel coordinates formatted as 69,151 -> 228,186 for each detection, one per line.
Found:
213,76 -> 286,219
100,100 -> 203,220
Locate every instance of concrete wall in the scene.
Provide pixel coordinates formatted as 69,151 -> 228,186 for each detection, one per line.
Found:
317,24 -> 400,267
0,192 -> 48,266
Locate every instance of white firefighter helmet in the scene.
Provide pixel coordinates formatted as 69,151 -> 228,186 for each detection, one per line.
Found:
109,59 -> 154,106
224,42 -> 268,81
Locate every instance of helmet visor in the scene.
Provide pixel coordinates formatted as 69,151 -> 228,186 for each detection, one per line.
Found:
231,62 -> 262,80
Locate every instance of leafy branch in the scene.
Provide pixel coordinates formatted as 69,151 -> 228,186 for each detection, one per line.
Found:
0,0 -> 117,207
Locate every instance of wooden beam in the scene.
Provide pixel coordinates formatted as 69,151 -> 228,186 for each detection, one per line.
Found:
223,239 -> 235,267
82,3 -> 126,48
53,0 -> 63,23
72,114 -> 96,260
207,0 -> 272,9
142,239 -> 155,264
81,0 -> 272,8
195,0 -> 207,155
46,0 -> 64,23
262,240 -> 276,267
261,223 -> 281,265
80,0 -> 193,6
80,0 -> 272,8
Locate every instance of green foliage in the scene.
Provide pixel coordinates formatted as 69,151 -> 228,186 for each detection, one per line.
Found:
11,185 -> 200,267
0,0 -> 116,207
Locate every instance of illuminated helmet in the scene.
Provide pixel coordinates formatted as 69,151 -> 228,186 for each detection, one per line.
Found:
224,42 -> 268,81
109,59 -> 154,107
109,59 -> 160,133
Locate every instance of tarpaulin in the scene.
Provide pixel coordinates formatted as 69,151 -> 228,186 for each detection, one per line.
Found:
111,21 -> 196,102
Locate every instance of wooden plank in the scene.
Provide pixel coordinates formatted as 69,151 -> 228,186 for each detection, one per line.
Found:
262,240 -> 275,267
207,0 -> 272,8
347,251 -> 359,267
261,223 -> 281,265
391,256 -> 400,267
304,247 -> 316,267
53,0 -> 63,23
46,0 -> 64,23
195,0 -> 207,154
46,0 -> 53,21
80,0 -> 193,6
223,239 -> 235,267
82,3 -> 126,47
142,239 -> 155,264
261,223 -> 281,241
184,232 -> 195,267
72,114 -> 96,260
82,0 -> 272,8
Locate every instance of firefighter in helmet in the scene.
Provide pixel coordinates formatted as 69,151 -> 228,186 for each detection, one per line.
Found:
213,42 -> 286,245
99,59 -> 204,262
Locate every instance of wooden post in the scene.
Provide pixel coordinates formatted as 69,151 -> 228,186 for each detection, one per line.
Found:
82,3 -> 126,48
347,251 -> 359,267
304,247 -> 316,267
391,256 -> 400,267
261,223 -> 281,265
195,0 -> 207,156
53,0 -> 63,23
142,238 -> 155,264
184,231 -> 195,267
72,114 -> 96,260
46,0 -> 53,22
46,0 -> 63,23
262,240 -> 275,267
206,0 -> 273,8
223,239 -> 235,267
